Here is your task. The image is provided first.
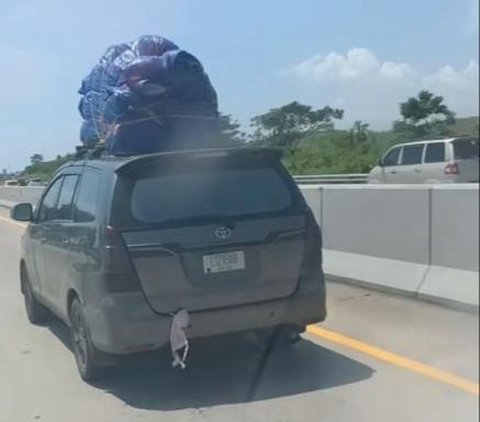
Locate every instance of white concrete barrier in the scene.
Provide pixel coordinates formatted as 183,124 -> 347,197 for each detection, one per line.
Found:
418,185 -> 479,307
0,187 -> 44,206
300,184 -> 479,310
320,185 -> 430,294
0,199 -> 17,209
300,185 -> 323,225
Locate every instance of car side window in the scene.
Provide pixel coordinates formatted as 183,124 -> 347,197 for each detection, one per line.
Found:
56,175 -> 80,220
424,143 -> 446,163
453,138 -> 479,159
74,170 -> 101,223
382,147 -> 401,166
400,144 -> 424,165
37,177 -> 63,222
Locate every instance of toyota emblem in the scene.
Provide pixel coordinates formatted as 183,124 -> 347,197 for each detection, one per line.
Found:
214,226 -> 232,240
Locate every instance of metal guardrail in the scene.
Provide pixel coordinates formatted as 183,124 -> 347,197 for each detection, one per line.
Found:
293,174 -> 369,184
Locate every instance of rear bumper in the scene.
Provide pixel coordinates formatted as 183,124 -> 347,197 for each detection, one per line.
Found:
85,280 -> 326,354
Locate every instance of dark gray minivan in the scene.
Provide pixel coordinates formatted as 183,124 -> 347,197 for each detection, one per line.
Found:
11,148 -> 326,380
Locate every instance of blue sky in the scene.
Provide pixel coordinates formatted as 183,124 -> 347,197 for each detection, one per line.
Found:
0,0 -> 478,171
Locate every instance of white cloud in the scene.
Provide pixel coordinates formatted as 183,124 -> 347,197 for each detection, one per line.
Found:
284,48 -> 381,82
379,62 -> 414,80
280,48 -> 479,128
423,60 -> 479,117
424,60 -> 478,91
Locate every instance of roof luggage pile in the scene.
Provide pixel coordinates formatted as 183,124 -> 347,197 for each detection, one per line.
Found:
78,35 -> 219,156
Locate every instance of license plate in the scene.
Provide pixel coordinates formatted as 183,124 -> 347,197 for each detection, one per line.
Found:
203,251 -> 245,274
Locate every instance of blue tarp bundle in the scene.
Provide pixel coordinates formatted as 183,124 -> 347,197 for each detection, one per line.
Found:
78,35 -> 218,155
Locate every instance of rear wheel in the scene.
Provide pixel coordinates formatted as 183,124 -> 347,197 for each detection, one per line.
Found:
21,265 -> 48,325
69,298 -> 102,382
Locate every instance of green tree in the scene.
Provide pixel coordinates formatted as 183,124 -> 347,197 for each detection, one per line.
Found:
349,120 -> 369,144
23,153 -> 75,182
217,113 -> 246,145
393,90 -> 455,139
282,129 -> 380,175
30,154 -> 44,165
250,101 -> 344,153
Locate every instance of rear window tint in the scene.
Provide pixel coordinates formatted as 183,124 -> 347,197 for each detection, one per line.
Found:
424,143 -> 445,163
132,168 -> 292,224
113,161 -> 301,228
453,138 -> 479,159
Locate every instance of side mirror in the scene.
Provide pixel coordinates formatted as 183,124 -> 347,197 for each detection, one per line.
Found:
10,203 -> 34,222
378,158 -> 384,167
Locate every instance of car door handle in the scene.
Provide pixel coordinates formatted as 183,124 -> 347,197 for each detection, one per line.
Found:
414,168 -> 421,172
390,170 -> 397,174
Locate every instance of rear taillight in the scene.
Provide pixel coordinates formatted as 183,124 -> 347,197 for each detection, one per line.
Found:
300,210 -> 323,278
444,162 -> 459,175
290,209 -> 325,303
102,226 -> 141,292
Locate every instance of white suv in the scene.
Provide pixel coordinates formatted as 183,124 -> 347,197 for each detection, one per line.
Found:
368,137 -> 479,184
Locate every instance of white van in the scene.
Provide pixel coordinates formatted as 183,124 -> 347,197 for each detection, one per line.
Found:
3,179 -> 20,186
27,178 -> 45,187
368,137 -> 479,184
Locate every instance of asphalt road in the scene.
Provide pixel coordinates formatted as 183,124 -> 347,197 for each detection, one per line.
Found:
0,207 -> 478,422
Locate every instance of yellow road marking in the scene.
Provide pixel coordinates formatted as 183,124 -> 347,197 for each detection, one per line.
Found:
0,215 -> 27,229
307,325 -> 480,396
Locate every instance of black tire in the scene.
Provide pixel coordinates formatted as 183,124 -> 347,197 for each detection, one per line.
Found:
69,298 -> 102,382
21,265 -> 48,325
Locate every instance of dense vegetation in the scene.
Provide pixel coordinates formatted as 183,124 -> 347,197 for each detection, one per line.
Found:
283,115 -> 478,174
16,154 -> 75,185
8,90 -> 479,183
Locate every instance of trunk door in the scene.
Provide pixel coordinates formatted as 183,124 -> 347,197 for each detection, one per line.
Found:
111,149 -> 308,313
452,138 -> 479,182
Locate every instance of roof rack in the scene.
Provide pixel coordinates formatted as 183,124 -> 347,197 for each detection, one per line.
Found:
74,144 -> 107,160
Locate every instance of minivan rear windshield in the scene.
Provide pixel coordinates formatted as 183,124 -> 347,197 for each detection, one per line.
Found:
452,138 -> 479,159
112,160 -> 302,228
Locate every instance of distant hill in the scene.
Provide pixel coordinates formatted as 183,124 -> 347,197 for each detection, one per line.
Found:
449,116 -> 479,137
21,154 -> 75,184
